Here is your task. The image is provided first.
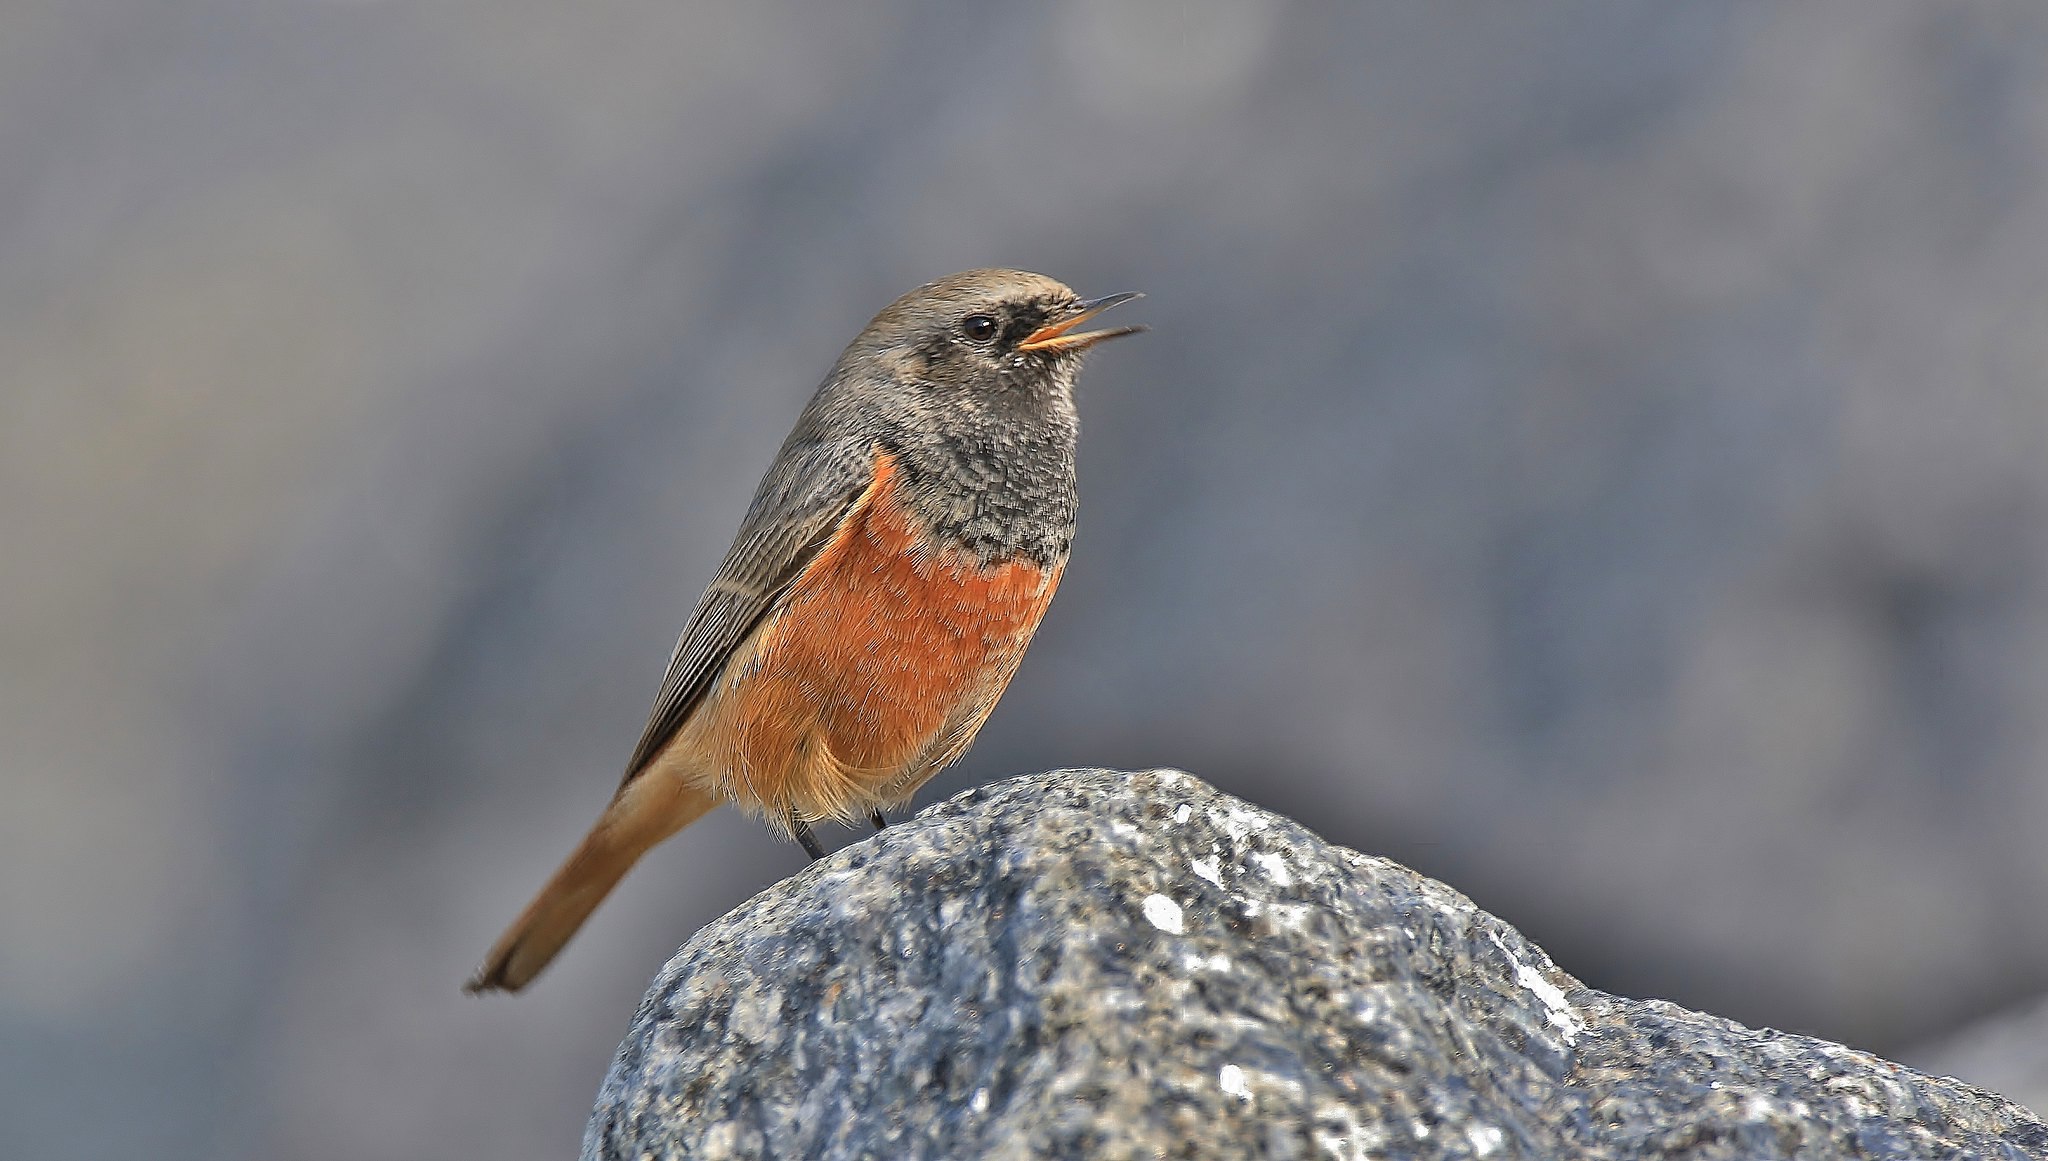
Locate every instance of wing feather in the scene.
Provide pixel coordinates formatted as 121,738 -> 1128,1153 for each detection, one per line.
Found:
617,437 -> 877,785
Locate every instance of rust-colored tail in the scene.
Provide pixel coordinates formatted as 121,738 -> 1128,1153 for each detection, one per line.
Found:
465,779 -> 717,994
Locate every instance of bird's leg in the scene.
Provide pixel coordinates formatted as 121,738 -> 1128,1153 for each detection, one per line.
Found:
791,811 -> 825,861
869,809 -> 889,832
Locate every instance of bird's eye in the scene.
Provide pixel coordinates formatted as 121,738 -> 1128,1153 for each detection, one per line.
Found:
961,314 -> 999,343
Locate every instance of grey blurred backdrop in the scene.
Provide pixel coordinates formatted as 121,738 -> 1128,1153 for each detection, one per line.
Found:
8,1 -> 2048,1157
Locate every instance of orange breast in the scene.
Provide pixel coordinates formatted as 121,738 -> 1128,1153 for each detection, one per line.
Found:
708,453 -> 1061,820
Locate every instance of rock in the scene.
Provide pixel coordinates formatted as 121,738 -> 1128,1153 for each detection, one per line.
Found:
584,770 -> 2048,1160
1907,994 -> 2048,1121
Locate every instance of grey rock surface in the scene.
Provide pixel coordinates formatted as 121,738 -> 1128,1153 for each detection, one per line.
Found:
1908,994 -> 2048,1121
586,769 -> 2048,1160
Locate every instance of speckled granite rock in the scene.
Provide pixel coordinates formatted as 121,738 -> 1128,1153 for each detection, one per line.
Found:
1908,994 -> 2048,1121
584,769 -> 2048,1160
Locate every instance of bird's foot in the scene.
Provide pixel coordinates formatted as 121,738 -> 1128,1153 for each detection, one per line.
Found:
791,811 -> 825,860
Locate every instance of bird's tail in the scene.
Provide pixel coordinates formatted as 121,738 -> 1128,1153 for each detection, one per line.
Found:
464,778 -> 717,994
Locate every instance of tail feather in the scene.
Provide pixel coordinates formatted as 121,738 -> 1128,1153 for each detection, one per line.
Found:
465,780 -> 716,994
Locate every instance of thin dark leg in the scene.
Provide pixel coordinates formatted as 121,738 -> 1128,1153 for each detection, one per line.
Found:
869,809 -> 889,832
792,812 -> 826,861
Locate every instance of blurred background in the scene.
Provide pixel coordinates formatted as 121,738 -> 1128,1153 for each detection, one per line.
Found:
7,0 -> 2048,1156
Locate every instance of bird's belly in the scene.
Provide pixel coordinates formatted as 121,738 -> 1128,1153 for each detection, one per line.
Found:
701,481 -> 1061,819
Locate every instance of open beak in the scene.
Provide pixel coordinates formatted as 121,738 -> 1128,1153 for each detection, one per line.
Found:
1016,291 -> 1145,354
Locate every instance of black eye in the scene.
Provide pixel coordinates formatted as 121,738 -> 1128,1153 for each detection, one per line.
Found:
961,314 -> 999,343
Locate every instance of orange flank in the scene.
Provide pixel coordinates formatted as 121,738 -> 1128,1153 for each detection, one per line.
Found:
693,452 -> 1061,823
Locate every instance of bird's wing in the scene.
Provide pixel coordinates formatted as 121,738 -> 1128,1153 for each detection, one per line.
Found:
617,436 -> 879,786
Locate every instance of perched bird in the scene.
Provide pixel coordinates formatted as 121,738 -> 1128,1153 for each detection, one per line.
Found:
466,269 -> 1142,993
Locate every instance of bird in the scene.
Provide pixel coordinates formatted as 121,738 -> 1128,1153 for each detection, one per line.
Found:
465,269 -> 1142,993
